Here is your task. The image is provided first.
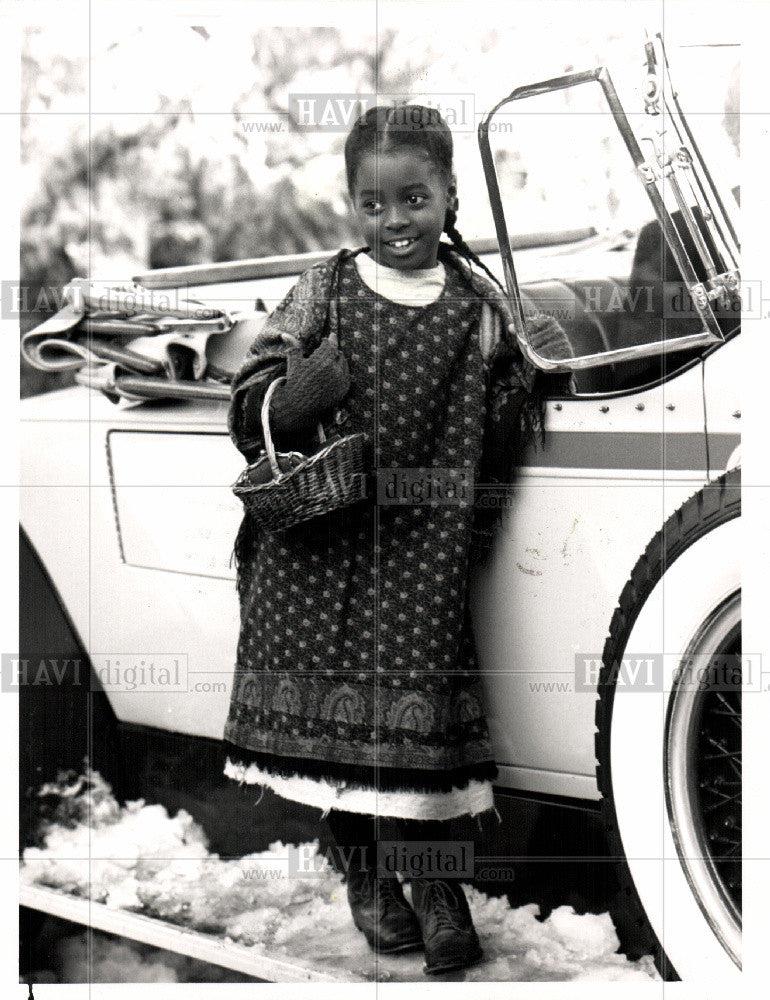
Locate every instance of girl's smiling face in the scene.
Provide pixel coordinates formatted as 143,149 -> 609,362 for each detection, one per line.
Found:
350,149 -> 454,270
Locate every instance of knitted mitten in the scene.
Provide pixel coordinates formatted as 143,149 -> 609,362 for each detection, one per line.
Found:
526,312 -> 576,394
525,312 -> 574,361
243,339 -> 351,437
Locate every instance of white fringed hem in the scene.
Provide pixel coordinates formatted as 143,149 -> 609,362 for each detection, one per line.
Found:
223,756 -> 495,821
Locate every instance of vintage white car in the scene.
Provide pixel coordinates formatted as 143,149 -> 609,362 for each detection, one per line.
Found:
19,36 -> 741,982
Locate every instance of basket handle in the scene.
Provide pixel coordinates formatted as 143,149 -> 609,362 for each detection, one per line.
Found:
261,377 -> 326,479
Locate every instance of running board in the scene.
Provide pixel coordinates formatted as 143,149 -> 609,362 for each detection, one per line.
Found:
20,883 -> 360,983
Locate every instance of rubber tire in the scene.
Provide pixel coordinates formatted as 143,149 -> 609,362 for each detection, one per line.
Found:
594,467 -> 741,981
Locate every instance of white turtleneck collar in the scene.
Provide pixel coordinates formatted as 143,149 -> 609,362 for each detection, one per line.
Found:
354,253 -> 446,307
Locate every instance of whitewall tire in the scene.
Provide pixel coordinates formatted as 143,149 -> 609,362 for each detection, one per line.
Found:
595,469 -> 741,981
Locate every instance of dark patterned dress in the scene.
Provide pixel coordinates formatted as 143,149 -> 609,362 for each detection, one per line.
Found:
222,256 -> 500,814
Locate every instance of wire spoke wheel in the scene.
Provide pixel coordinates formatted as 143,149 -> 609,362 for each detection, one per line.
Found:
665,591 -> 741,967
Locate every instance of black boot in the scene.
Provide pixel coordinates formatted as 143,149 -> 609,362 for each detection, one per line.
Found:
326,809 -> 422,954
346,866 -> 423,953
410,878 -> 483,974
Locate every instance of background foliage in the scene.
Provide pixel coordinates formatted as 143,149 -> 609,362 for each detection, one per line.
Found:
21,12 -> 737,396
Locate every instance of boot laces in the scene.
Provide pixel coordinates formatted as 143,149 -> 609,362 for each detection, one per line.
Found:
376,878 -> 400,902
426,881 -> 463,932
376,876 -> 412,914
349,871 -> 407,911
347,868 -> 376,905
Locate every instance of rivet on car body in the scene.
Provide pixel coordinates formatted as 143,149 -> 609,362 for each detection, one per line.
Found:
636,403 -> 645,411
554,402 -> 562,411
666,403 -> 675,411
732,410 -> 741,419
600,405 -> 609,413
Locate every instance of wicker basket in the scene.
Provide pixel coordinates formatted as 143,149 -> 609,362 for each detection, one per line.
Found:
232,376 -> 368,531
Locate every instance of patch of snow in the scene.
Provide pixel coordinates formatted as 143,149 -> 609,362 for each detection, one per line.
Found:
458,891 -> 658,982
21,769 -> 660,982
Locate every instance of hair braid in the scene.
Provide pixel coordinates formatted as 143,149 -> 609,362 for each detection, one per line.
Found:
441,207 -> 506,294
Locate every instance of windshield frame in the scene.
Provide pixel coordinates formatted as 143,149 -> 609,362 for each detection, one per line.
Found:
478,61 -> 731,372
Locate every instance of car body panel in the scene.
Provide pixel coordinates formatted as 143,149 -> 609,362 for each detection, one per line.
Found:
469,353 -> 714,798
702,334 -> 741,471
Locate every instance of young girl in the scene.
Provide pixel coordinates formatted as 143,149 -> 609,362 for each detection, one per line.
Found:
222,104 -> 573,974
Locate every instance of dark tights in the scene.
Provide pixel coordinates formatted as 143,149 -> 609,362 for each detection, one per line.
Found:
326,809 -> 453,876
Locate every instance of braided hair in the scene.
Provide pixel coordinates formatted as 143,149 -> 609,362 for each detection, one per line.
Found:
344,104 -> 504,291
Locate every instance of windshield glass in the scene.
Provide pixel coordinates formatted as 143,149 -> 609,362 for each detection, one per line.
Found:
485,42 -> 739,285
482,41 -> 739,393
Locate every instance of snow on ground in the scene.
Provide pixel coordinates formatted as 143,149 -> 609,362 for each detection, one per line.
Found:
21,770 -> 660,983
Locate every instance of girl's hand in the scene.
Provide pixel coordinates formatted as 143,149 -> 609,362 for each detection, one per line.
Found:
269,340 -> 351,432
509,313 -> 574,363
510,315 -> 563,337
